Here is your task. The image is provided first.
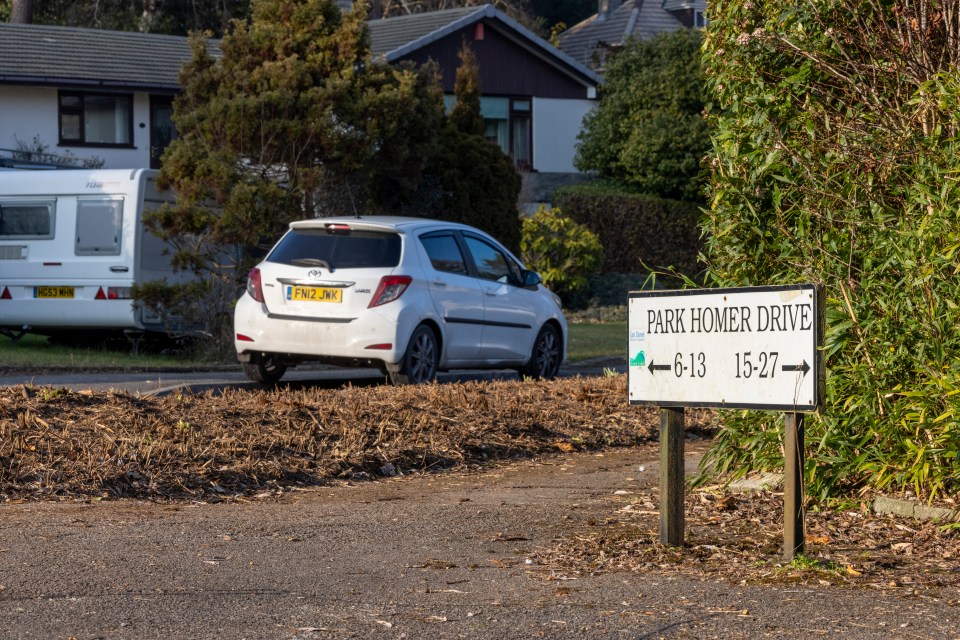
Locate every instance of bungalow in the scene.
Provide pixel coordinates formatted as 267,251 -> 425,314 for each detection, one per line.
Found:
0,22 -> 198,169
0,5 -> 599,192
367,5 -> 600,175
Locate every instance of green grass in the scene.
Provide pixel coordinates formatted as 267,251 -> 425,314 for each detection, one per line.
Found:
567,322 -> 626,362
0,334 -> 200,369
0,322 -> 626,369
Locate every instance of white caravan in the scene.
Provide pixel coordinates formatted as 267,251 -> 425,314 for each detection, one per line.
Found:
0,168 -> 194,340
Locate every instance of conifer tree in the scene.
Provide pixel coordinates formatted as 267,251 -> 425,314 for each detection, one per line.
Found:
449,41 -> 484,137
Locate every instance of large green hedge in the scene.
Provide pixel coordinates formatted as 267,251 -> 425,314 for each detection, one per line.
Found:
703,0 -> 960,499
554,183 -> 703,282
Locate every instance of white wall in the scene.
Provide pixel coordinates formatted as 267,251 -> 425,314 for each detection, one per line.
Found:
532,97 -> 595,173
0,86 -> 153,168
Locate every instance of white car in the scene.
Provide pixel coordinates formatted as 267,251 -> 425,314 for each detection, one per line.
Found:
234,216 -> 567,384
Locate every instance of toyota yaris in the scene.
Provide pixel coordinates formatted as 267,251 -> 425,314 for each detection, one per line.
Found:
234,217 -> 567,384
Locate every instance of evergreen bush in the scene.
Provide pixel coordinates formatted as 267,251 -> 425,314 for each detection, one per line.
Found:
520,205 -> 603,304
554,182 -> 703,284
703,0 -> 960,499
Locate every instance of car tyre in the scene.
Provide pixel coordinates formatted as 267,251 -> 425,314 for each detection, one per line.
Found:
243,354 -> 287,384
519,324 -> 562,380
389,324 -> 439,385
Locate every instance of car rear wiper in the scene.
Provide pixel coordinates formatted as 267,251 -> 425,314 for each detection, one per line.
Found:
291,258 -> 335,272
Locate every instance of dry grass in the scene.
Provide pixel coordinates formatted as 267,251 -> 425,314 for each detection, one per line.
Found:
0,376 -> 715,502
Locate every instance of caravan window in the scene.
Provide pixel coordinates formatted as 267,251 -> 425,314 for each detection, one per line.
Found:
0,200 -> 55,239
75,198 -> 123,255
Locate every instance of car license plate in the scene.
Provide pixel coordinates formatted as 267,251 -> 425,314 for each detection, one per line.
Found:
286,285 -> 342,303
35,286 -> 75,299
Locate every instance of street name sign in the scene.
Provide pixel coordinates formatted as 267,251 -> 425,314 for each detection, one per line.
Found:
628,284 -> 823,412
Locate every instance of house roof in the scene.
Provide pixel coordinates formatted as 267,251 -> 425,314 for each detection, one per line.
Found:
0,22 -> 206,91
0,4 -> 601,92
367,4 -> 601,88
557,0 -> 704,70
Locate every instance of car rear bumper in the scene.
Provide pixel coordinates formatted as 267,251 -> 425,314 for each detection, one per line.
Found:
233,293 -> 420,364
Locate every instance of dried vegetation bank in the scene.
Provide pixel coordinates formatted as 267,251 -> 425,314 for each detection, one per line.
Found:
0,376 -> 713,502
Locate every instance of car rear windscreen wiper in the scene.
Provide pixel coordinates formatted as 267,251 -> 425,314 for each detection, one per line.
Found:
291,258 -> 335,272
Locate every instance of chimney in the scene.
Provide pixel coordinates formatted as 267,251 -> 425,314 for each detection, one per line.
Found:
596,0 -> 622,22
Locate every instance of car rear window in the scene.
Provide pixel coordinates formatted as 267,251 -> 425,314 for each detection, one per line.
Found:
267,228 -> 401,269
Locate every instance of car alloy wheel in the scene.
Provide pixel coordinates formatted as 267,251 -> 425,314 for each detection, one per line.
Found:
389,324 -> 439,385
521,324 -> 561,380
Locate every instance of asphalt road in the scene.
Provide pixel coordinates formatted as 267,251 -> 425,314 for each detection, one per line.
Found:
0,360 -> 625,396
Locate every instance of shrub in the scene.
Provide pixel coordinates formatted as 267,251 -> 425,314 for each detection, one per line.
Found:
553,182 -> 703,283
520,206 -> 603,302
415,128 -> 522,253
575,29 -> 709,202
702,0 -> 960,500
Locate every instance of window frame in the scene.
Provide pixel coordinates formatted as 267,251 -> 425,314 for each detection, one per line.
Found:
472,95 -> 534,171
74,196 -> 124,256
461,232 -> 524,286
58,90 -> 135,148
0,199 -> 56,240
509,98 -> 533,172
419,231 -> 470,276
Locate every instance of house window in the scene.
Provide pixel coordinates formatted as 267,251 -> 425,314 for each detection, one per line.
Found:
476,96 -> 533,171
694,10 -> 708,27
510,99 -> 532,172
59,92 -> 133,146
444,95 -> 534,171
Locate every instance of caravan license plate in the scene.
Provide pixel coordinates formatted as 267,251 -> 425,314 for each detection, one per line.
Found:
35,286 -> 74,299
286,285 -> 342,303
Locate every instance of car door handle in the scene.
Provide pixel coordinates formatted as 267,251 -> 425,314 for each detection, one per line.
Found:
432,279 -> 447,287
484,288 -> 498,296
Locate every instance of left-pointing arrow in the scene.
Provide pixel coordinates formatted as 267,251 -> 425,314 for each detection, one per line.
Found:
648,361 -> 671,375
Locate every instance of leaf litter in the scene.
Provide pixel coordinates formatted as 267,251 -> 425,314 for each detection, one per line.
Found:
534,486 -> 960,598
3,375 -> 957,595
0,376 -> 694,501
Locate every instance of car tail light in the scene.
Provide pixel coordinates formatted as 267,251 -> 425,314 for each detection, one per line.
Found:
368,275 -> 412,308
0,287 -> 10,300
95,287 -> 107,300
247,268 -> 265,303
236,333 -> 255,342
107,287 -> 132,300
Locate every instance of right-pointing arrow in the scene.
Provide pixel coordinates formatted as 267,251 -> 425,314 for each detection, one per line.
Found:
781,360 -> 811,376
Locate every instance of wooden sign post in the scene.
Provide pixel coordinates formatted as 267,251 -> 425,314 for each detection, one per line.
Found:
628,285 -> 824,559
660,407 -> 685,546
783,412 -> 805,559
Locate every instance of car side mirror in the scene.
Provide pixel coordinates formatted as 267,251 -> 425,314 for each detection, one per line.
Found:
521,270 -> 542,287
